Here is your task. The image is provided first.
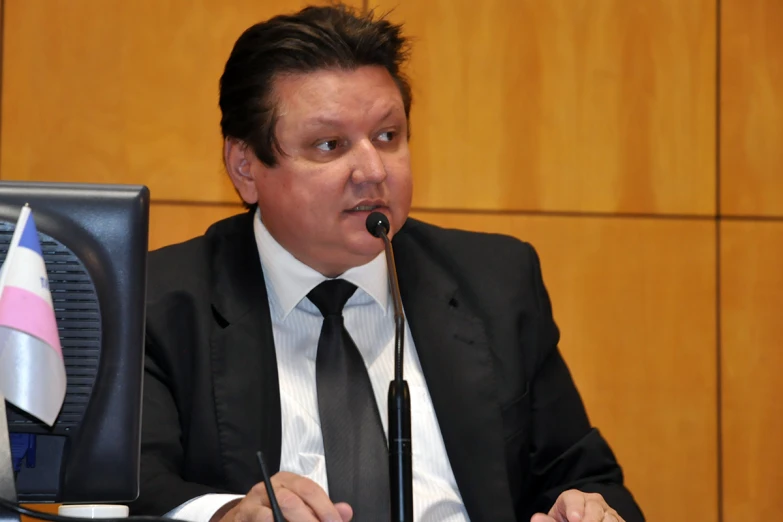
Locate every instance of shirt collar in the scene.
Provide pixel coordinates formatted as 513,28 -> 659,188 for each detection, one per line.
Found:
252,208 -> 389,319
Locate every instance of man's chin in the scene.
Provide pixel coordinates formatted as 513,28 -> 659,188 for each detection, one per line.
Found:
352,241 -> 385,260
344,237 -> 385,262
316,245 -> 384,277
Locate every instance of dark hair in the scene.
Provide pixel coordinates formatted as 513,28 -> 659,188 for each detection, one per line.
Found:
219,3 -> 412,170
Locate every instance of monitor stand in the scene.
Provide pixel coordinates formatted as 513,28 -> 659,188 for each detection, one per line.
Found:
0,399 -> 21,522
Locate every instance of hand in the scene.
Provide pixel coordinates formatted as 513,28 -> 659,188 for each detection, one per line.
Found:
531,490 -> 624,522
218,471 -> 353,522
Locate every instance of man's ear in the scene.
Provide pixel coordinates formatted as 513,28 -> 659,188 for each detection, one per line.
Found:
224,138 -> 259,205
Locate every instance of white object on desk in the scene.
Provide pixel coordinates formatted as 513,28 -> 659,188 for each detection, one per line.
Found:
58,505 -> 129,519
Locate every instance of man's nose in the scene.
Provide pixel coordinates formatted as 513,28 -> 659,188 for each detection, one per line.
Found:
350,139 -> 387,184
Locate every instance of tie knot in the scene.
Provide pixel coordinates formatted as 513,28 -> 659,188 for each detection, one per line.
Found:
307,279 -> 357,317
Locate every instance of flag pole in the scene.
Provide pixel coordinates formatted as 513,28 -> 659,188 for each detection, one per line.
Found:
0,206 -> 27,522
0,397 -> 21,522
0,205 -> 29,298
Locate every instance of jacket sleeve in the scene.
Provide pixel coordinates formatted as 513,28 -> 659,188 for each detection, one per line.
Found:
128,333 -> 231,516
525,244 -> 645,521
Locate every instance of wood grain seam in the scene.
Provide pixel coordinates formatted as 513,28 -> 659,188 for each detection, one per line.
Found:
715,0 -> 724,520
148,202 -> 783,222
410,208 -> 716,221
152,200 -> 244,208
719,214 -> 783,222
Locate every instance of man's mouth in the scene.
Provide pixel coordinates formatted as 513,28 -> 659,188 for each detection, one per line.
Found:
346,204 -> 384,212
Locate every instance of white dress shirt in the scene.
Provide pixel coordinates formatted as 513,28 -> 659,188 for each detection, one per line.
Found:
167,211 -> 469,522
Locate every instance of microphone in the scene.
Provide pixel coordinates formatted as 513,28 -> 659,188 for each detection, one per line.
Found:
365,212 -> 413,522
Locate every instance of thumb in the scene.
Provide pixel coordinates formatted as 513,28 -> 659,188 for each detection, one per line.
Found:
531,515 -> 556,522
335,502 -> 353,521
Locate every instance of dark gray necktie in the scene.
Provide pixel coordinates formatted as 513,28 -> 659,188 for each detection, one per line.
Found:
308,279 -> 390,521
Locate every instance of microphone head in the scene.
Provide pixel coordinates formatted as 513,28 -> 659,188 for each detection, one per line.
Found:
366,211 -> 390,238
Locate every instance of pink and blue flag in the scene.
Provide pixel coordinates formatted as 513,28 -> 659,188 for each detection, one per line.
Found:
0,205 -> 66,426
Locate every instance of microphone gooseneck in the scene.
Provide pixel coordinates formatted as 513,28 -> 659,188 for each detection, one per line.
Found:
365,212 -> 403,384
365,212 -> 413,522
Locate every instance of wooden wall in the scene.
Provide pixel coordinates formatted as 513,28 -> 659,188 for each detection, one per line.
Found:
1,1 -> 780,521
720,1 -> 783,521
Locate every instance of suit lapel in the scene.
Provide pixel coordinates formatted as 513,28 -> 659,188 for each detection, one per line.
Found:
394,224 -> 516,521
208,212 -> 282,492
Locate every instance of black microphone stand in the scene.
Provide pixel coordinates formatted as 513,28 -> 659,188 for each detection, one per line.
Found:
366,213 -> 413,522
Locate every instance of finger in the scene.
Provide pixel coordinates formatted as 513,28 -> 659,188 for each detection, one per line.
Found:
275,486 -> 319,522
603,511 -> 623,522
247,481 -> 317,522
231,497 -> 281,522
230,494 -> 266,522
334,502 -> 353,521
551,490 -> 586,521
582,497 -> 605,522
256,506 -> 279,522
530,514 -> 557,522
276,473 -> 343,522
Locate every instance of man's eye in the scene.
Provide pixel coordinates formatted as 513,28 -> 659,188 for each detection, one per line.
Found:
315,139 -> 340,152
377,131 -> 396,142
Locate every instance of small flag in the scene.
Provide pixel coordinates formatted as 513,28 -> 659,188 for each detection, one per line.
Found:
0,205 -> 66,426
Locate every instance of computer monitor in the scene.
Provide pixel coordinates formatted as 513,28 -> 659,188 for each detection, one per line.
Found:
0,180 -> 149,504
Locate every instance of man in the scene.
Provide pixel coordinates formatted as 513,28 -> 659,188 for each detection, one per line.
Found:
133,4 -> 645,522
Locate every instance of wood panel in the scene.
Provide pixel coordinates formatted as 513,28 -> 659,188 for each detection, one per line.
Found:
721,0 -> 783,217
374,0 -> 716,215
410,211 -> 717,521
721,221 -> 783,521
0,0 -> 360,202
149,202 -> 244,251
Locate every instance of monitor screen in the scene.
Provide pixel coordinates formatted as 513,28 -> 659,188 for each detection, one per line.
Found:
0,181 -> 149,504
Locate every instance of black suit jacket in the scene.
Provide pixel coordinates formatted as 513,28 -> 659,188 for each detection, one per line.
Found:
131,211 -> 644,521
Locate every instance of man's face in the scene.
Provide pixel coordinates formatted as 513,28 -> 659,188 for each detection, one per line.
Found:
230,66 -> 413,277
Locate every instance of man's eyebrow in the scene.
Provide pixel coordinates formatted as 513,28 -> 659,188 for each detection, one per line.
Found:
301,116 -> 344,128
376,107 -> 395,122
300,107 -> 400,129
